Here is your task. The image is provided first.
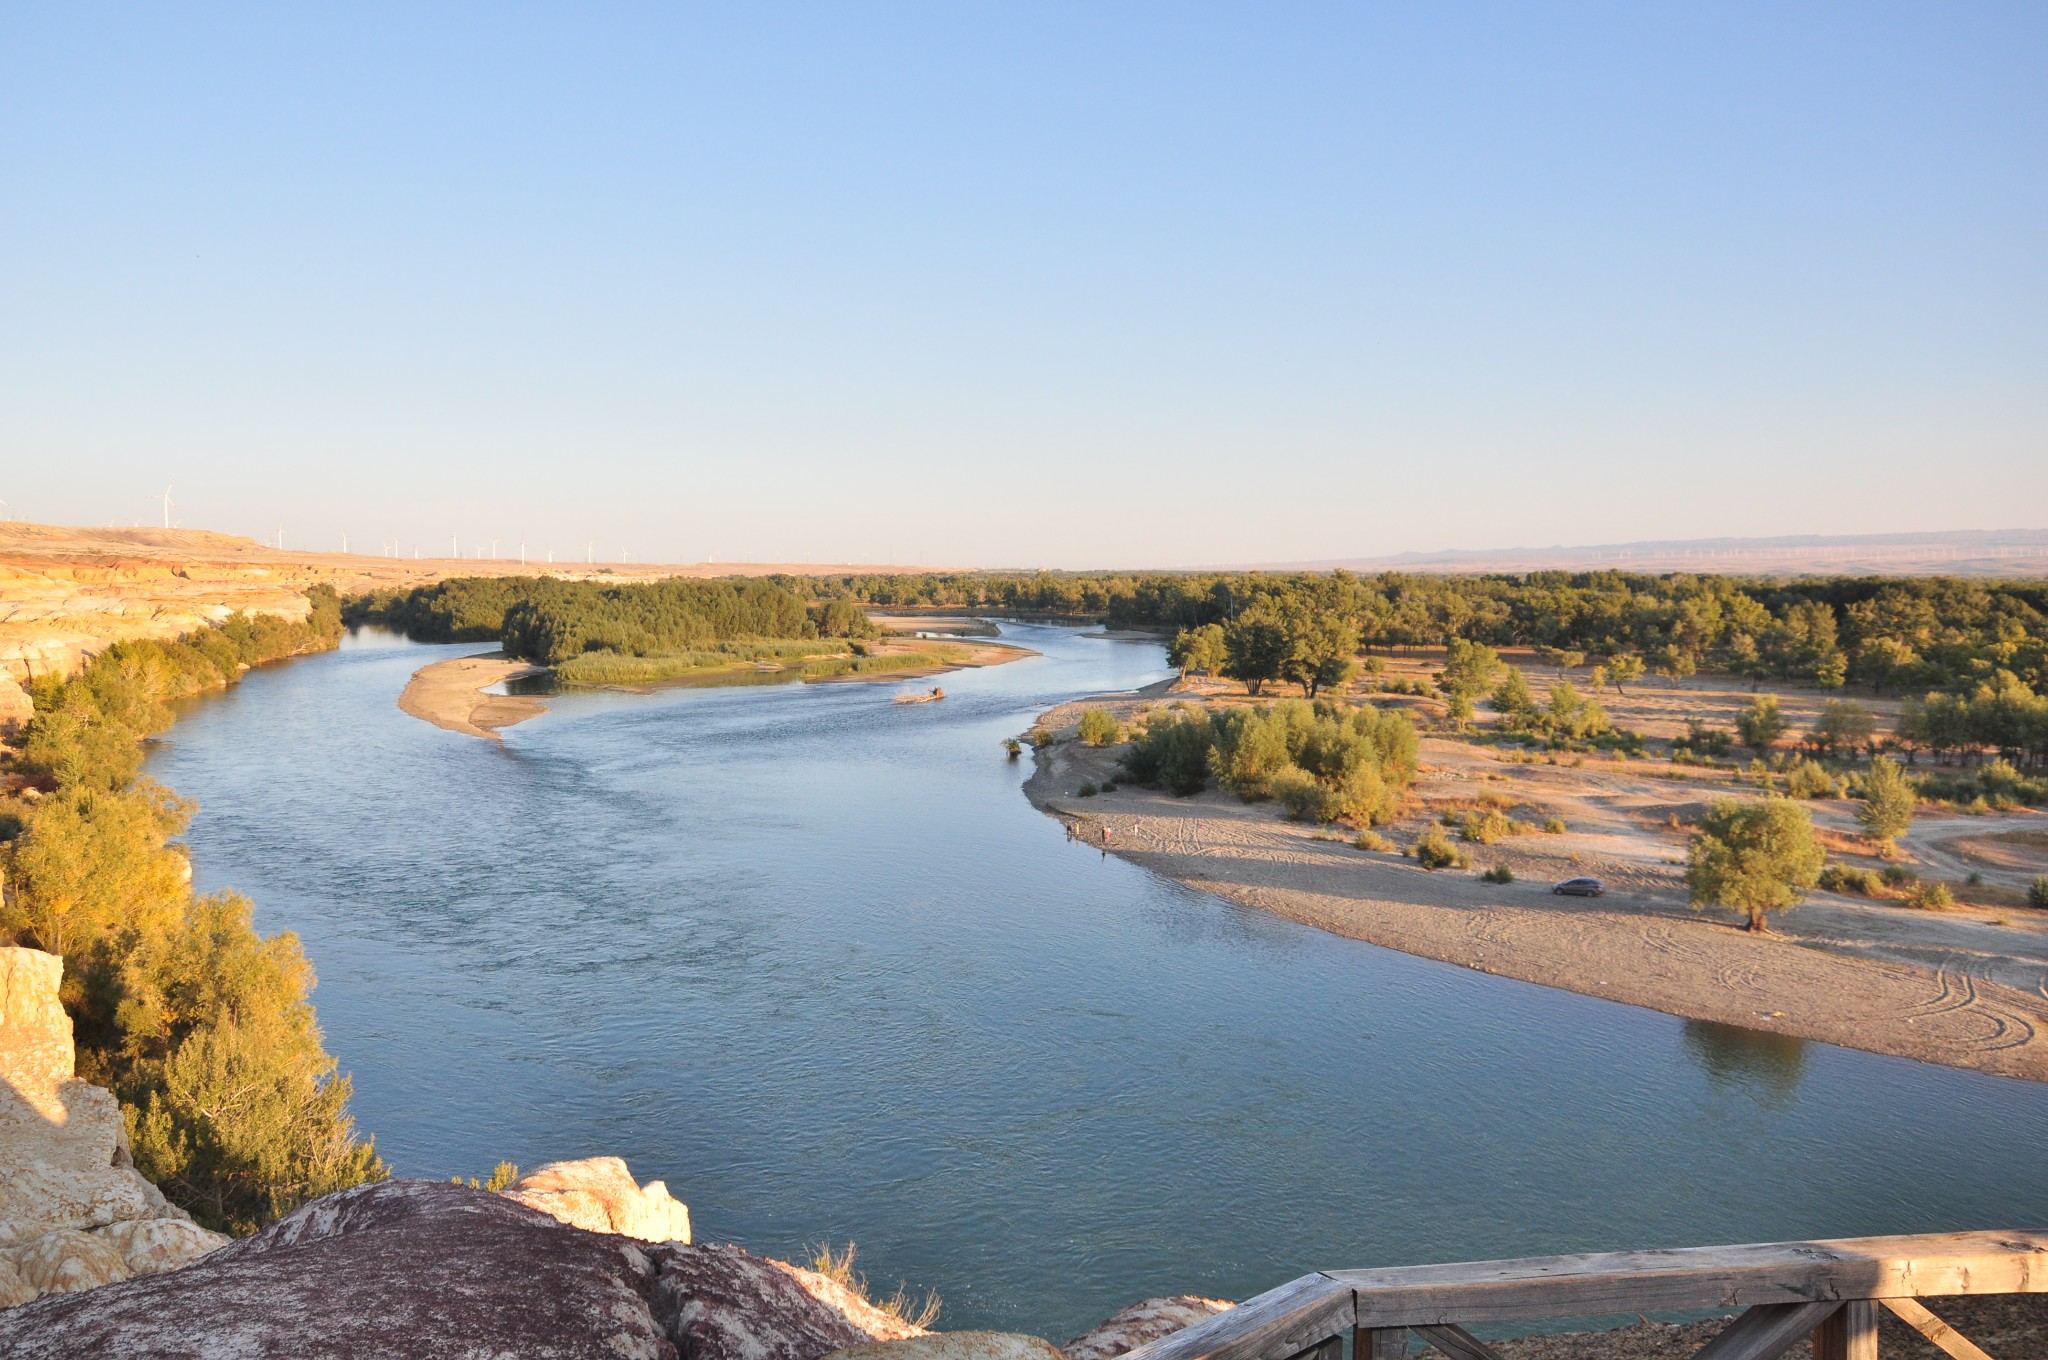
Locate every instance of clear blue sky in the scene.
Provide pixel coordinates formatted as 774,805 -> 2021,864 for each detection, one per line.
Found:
3,4 -> 2043,567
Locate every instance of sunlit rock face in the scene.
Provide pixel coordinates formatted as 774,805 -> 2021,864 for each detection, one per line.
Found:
0,947 -> 229,1309
503,1156 -> 694,1243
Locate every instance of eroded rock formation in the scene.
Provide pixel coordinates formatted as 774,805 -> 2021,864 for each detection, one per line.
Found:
0,947 -> 228,1307
503,1155 -> 694,1243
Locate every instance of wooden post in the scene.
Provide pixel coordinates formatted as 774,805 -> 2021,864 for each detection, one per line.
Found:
1355,1327 -> 1408,1360
1811,1300 -> 1877,1360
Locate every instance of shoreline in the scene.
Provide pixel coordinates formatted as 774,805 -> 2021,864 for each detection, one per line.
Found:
1022,686 -> 2048,1084
398,652 -> 551,740
399,638 -> 1033,738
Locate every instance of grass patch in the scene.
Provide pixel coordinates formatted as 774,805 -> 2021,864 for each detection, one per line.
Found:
808,1243 -> 942,1330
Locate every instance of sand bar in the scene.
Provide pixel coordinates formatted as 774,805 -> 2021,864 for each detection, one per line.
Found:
1025,686 -> 2048,1083
399,652 -> 550,740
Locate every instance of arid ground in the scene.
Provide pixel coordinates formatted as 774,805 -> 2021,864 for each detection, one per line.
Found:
1026,651 -> 2048,1081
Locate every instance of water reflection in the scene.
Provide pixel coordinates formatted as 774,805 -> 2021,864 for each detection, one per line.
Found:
1681,1020 -> 1809,1104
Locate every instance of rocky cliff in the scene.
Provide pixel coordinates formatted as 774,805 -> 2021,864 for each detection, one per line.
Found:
0,947 -> 229,1307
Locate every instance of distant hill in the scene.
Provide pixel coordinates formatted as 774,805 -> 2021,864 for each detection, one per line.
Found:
1256,529 -> 2048,578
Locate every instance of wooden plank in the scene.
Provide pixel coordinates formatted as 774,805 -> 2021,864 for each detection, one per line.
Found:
1118,1274 -> 1354,1360
1330,1231 -> 2048,1327
1411,1324 -> 1505,1360
1882,1297 -> 1997,1360
1284,1337 -> 1340,1360
1810,1300 -> 1877,1360
1691,1303 -> 1842,1360
1354,1328 -> 1408,1360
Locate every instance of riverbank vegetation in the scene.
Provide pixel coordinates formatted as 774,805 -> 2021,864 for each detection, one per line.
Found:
1116,698 -> 1420,825
346,577 -> 978,687
0,587 -> 386,1233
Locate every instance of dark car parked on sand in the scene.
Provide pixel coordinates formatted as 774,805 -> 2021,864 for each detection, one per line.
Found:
1552,877 -> 1605,897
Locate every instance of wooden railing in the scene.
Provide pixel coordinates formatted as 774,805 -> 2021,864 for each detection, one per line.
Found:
1120,1232 -> 2048,1360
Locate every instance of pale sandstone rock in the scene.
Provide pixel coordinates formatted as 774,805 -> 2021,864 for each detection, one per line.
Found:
824,1331 -> 1068,1360
0,946 -> 223,1309
11,1229 -> 130,1295
1064,1297 -> 1235,1360
504,1155 -> 693,1243
95,1217 -> 229,1274
0,1259 -> 33,1310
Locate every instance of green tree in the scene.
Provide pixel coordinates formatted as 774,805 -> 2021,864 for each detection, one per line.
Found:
1490,666 -> 1539,731
1685,798 -> 1825,932
1279,609 -> 1358,699
123,893 -> 386,1234
1222,603 -> 1289,696
1606,654 -> 1644,694
1167,624 -> 1226,680
1437,638 -> 1500,723
1809,699 -> 1876,757
1735,694 -> 1786,754
1856,755 -> 1915,850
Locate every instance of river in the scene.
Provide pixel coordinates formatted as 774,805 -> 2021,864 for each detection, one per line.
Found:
146,623 -> 2048,1337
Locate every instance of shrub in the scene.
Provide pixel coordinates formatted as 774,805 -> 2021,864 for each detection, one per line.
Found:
1003,738 -> 1022,759
1272,767 -> 1343,823
1880,864 -> 1915,890
1466,811 -> 1515,843
1117,711 -> 1212,796
1912,881 -> 1955,911
1784,760 -> 1843,800
1543,818 -> 1567,834
1354,830 -> 1394,852
1414,826 -> 1469,870
2028,876 -> 2048,909
1479,864 -> 1515,884
1819,864 -> 1883,896
1029,728 -> 1054,748
1077,782 -> 1099,798
1077,709 -> 1121,748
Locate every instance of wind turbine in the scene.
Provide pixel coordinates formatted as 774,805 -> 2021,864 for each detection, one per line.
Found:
586,541 -> 594,564
0,500 -> 11,522
519,540 -> 526,567
489,539 -> 499,561
451,534 -> 459,559
158,485 -> 175,529
341,532 -> 349,554
276,526 -> 285,550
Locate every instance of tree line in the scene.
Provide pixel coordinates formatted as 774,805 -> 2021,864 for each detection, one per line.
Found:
348,576 -> 872,666
0,587 -> 386,1233
799,568 -> 2047,698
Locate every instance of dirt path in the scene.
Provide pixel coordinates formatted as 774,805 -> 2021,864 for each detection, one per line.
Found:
1024,694 -> 2048,1083
398,652 -> 550,740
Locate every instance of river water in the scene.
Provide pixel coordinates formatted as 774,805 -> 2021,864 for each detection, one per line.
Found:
146,623 -> 2048,1337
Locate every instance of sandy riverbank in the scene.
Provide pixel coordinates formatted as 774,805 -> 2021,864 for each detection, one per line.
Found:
400,637 -> 1030,739
398,652 -> 550,739
1023,685 -> 2048,1083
